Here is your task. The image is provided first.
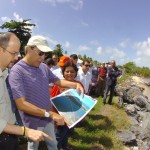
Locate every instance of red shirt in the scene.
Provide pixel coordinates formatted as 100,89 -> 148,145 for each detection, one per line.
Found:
99,67 -> 107,77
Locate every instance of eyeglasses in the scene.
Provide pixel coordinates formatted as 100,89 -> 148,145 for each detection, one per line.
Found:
85,64 -> 90,67
0,46 -> 19,56
30,46 -> 46,56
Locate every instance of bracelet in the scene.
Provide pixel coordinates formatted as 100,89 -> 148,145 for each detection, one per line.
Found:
25,127 -> 29,137
21,126 -> 26,137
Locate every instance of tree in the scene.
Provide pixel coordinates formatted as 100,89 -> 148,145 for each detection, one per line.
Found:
53,44 -> 64,57
123,62 -> 136,74
0,19 -> 35,56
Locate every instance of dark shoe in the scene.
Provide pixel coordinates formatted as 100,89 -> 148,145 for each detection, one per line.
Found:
103,102 -> 106,105
62,146 -> 73,150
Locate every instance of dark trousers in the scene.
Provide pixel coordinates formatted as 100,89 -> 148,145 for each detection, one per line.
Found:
96,77 -> 106,96
103,84 -> 115,104
0,133 -> 18,150
55,125 -> 69,150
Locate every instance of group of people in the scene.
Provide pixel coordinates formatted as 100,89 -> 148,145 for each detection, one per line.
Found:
96,61 -> 122,105
0,32 -> 121,150
0,33 -> 84,150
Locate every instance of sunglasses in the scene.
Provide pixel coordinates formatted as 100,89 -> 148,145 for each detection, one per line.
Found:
36,50 -> 46,56
30,46 -> 46,56
85,64 -> 90,67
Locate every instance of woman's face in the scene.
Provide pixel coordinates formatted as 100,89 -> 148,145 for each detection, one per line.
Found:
63,66 -> 77,81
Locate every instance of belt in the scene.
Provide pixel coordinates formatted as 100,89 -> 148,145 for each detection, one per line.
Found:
0,132 -> 17,142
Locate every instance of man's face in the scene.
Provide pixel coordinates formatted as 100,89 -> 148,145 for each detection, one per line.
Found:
27,46 -> 46,67
111,61 -> 116,68
82,62 -> 90,72
0,35 -> 20,70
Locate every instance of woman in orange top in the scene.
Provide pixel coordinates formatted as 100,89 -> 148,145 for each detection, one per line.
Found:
50,62 -> 85,150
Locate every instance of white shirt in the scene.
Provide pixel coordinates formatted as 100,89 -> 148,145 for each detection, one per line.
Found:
50,65 -> 60,72
76,68 -> 92,94
0,68 -> 16,133
52,67 -> 64,79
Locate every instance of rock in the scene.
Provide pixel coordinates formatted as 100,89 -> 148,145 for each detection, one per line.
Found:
117,130 -> 137,145
125,104 -> 137,116
123,86 -> 143,104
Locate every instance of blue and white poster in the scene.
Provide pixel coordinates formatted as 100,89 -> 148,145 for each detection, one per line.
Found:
51,89 -> 97,128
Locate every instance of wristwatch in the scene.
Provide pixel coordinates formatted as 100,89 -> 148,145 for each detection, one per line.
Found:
44,110 -> 50,117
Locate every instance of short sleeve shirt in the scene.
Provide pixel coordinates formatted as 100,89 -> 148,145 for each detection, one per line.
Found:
9,60 -> 59,129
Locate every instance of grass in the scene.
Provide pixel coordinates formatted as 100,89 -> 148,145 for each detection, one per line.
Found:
68,96 -> 131,150
19,96 -> 131,150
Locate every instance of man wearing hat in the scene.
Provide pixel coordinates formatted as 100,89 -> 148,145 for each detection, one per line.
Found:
9,35 -> 84,150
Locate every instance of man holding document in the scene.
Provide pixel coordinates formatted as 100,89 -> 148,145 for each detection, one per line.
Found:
9,35 -> 84,150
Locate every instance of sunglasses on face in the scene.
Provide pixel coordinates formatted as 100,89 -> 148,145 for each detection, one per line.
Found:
30,46 -> 46,56
36,50 -> 46,56
85,64 -> 90,67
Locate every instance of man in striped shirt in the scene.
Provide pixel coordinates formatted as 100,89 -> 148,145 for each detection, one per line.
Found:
9,35 -> 84,150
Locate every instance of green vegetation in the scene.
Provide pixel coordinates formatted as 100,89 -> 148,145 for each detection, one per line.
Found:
68,97 -> 131,150
0,19 -> 35,56
122,62 -> 150,77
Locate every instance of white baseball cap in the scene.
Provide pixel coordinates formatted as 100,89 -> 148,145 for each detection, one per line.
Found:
27,35 -> 53,52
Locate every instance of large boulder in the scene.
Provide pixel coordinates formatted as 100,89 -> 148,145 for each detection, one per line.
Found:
123,86 -> 143,104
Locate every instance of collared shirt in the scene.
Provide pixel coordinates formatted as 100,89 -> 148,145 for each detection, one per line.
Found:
76,68 -> 92,94
9,60 -> 59,129
0,68 -> 16,134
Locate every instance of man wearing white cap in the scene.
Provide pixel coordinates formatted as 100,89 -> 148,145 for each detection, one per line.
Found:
9,35 -> 84,150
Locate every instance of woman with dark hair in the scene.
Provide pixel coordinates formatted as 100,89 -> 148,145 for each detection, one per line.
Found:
50,61 -> 85,150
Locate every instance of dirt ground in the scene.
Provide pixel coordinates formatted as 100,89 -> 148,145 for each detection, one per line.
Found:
132,76 -> 150,101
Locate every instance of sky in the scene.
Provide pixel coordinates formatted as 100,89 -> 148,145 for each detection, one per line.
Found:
0,0 -> 150,68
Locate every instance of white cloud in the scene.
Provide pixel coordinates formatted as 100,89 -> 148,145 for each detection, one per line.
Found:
1,12 -> 23,22
78,45 -> 90,51
81,21 -> 88,26
64,41 -> 70,48
134,38 -> 150,68
90,40 -> 99,46
119,39 -> 130,48
96,46 -> 103,55
106,47 -> 126,58
1,16 -> 11,22
13,12 -> 23,22
11,0 -> 16,4
46,36 -> 59,46
41,0 -> 84,10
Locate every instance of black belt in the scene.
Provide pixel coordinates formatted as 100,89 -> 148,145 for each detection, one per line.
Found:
0,132 -> 17,142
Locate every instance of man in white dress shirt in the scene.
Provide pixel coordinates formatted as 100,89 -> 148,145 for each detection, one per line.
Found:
76,60 -> 92,95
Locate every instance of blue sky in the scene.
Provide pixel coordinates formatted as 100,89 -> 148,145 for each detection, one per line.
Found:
1,0 -> 150,68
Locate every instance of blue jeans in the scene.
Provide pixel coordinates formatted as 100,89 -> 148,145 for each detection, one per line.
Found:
55,125 -> 69,150
28,121 -> 58,150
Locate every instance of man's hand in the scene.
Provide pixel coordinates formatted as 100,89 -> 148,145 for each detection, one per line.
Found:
76,82 -> 84,98
50,111 -> 65,125
26,128 -> 52,142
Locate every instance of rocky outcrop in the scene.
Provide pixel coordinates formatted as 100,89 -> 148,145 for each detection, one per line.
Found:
115,84 -> 150,150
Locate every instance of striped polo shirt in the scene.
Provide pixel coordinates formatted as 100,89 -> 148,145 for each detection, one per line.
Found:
9,60 -> 59,129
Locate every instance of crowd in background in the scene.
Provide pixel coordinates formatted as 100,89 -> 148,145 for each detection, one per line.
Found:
0,33 -> 122,150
